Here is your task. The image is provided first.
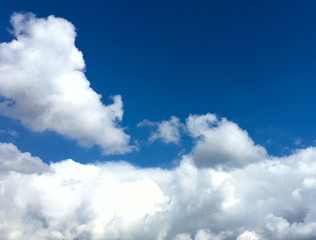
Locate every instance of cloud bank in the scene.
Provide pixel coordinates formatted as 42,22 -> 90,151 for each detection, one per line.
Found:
0,13 -> 133,154
1,142 -> 316,239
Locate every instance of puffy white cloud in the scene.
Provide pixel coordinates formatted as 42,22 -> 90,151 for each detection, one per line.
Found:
139,113 -> 267,167
0,13 -> 133,154
236,231 -> 259,240
1,142 -> 316,239
0,142 -> 47,174
138,116 -> 182,144
173,233 -> 193,240
186,114 -> 267,168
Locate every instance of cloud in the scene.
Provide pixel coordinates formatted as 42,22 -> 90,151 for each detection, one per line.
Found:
0,129 -> 18,137
174,229 -> 228,240
138,113 -> 266,168
1,142 -> 316,239
186,113 -> 267,168
0,12 -> 314,240
0,142 -> 47,173
0,13 -> 133,154
137,119 -> 157,127
293,137 -> 303,147
138,116 -> 182,144
236,231 -> 260,240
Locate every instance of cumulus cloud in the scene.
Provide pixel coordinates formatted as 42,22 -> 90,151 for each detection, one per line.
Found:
186,113 -> 267,168
0,142 -> 47,174
173,229 -> 228,240
0,12 -> 315,240
1,142 -> 316,239
138,116 -> 182,144
0,13 -> 133,154
139,113 -> 266,168
236,231 -> 259,240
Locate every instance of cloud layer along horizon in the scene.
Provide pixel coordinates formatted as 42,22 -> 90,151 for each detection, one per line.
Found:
1,141 -> 316,240
0,13 -> 133,154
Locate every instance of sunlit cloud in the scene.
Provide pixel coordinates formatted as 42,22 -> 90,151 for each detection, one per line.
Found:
1,142 -> 316,239
0,13 -> 316,240
0,13 -> 133,154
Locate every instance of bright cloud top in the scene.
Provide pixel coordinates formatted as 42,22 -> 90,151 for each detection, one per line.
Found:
0,13 -> 133,154
1,142 -> 316,239
186,114 -> 267,168
139,113 -> 267,168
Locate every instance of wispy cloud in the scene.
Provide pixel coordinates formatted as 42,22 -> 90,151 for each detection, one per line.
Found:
0,129 -> 18,137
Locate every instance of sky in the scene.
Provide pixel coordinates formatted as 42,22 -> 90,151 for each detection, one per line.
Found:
0,0 -> 316,239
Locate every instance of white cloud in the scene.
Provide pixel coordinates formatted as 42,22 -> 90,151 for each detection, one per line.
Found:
186,114 -> 267,168
139,113 -> 267,167
0,12 -> 315,240
174,229 -> 227,240
0,129 -> 18,137
1,142 -> 316,239
236,231 -> 259,240
0,13 -> 133,154
137,119 -> 157,127
138,116 -> 182,144
0,142 -> 47,174
173,233 -> 193,240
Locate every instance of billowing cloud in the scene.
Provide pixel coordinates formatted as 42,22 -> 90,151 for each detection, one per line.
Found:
173,229 -> 229,240
1,142 -> 316,239
138,113 -> 266,168
0,13 -> 133,154
0,142 -> 47,174
236,231 -> 260,240
186,114 -> 267,168
138,116 -> 182,144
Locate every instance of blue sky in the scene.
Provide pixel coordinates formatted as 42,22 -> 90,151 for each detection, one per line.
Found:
1,0 -> 316,167
1,1 -> 316,239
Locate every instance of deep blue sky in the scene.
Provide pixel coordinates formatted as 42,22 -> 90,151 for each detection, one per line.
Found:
0,0 -> 316,167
